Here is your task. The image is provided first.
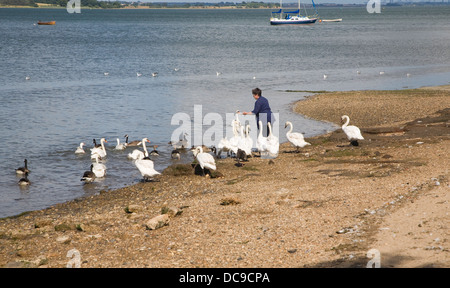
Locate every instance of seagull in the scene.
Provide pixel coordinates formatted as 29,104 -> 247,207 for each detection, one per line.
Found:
136,72 -> 142,77
356,70 -> 361,74
379,71 -> 385,75
25,76 -> 31,80
323,74 -> 328,80
104,72 -> 109,76
406,73 -> 411,77
151,72 -> 158,77
216,71 -> 221,77
174,68 -> 180,72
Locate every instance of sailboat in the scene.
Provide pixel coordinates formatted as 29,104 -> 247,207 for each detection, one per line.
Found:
270,0 -> 318,25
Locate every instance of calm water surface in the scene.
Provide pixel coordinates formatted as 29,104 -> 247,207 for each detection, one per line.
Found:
1,6 -> 450,218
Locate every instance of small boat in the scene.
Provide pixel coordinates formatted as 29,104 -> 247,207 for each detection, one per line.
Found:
322,18 -> 343,22
37,21 -> 56,25
270,0 -> 318,25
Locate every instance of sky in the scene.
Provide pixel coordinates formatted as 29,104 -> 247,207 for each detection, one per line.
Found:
135,1 -> 432,4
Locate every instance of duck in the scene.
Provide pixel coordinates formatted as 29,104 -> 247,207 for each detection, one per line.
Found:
124,134 -> 140,147
91,138 -> 107,160
134,152 -> 160,181
285,121 -> 311,152
236,148 -> 248,167
75,142 -> 86,154
266,122 -> 279,157
16,159 -> 30,175
341,115 -> 364,146
114,138 -> 126,151
18,173 -> 30,186
171,149 -> 181,160
193,146 -> 216,176
80,164 -> 96,183
149,145 -> 159,156
127,138 -> 150,160
92,138 -> 101,148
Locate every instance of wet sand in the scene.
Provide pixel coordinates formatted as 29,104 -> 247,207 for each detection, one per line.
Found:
0,86 -> 448,268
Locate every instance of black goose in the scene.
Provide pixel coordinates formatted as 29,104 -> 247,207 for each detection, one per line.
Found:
16,159 -> 30,175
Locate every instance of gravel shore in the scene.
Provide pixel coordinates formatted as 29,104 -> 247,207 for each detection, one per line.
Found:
1,86 -> 449,268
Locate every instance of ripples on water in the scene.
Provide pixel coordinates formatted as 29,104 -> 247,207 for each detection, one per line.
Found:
1,6 -> 450,218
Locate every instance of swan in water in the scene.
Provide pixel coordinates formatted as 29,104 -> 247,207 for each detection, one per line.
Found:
266,122 -> 279,157
115,138 -> 126,151
81,164 -> 96,183
75,142 -> 86,154
285,121 -> 311,152
127,138 -> 150,160
91,138 -> 107,160
341,115 -> 364,146
16,159 -> 30,175
193,146 -> 216,176
92,154 -> 106,178
256,121 -> 268,155
134,152 -> 161,181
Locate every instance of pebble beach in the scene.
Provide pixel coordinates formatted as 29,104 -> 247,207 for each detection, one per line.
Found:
1,85 -> 449,268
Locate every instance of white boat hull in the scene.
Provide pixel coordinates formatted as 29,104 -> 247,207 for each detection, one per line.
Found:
270,16 -> 317,25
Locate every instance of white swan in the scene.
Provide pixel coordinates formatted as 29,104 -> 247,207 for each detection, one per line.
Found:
16,159 -> 30,175
127,138 -> 150,160
266,122 -> 279,157
237,125 -> 252,157
92,154 -> 106,178
228,119 -> 241,156
75,142 -> 85,154
244,124 -> 253,156
193,146 -> 216,176
114,138 -> 126,151
285,121 -> 311,152
134,152 -> 160,181
341,115 -> 364,146
256,120 -> 268,154
91,138 -> 107,160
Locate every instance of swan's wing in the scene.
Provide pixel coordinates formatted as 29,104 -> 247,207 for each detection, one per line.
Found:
343,125 -> 364,140
287,133 -> 310,147
197,153 -> 216,170
135,159 -> 160,177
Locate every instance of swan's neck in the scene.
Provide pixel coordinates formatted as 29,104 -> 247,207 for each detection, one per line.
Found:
100,139 -> 106,152
142,140 -> 148,154
287,122 -> 293,134
245,125 -> 250,137
342,116 -> 350,129
268,122 -> 273,137
258,122 -> 263,137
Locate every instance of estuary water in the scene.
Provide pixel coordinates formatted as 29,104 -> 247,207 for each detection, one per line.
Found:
1,6 -> 450,218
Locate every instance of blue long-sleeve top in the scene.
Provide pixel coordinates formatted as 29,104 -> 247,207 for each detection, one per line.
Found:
252,96 -> 272,124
